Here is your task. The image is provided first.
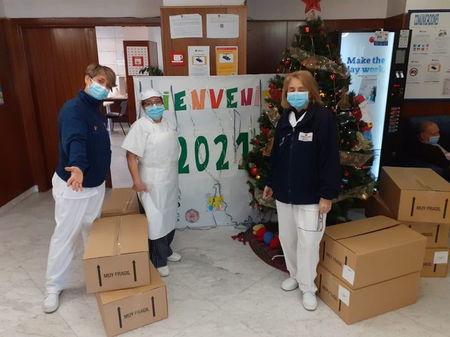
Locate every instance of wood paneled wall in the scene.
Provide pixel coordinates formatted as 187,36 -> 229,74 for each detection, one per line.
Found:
0,20 -> 34,205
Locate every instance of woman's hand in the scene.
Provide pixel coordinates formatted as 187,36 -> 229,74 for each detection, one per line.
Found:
65,166 -> 83,192
319,198 -> 332,214
262,186 -> 273,200
133,180 -> 148,193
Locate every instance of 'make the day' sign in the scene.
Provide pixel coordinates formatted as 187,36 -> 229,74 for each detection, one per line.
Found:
133,75 -> 274,228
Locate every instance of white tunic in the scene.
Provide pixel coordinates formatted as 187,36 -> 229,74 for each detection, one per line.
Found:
122,116 -> 180,240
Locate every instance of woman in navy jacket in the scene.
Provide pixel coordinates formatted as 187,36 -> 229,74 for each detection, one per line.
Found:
263,71 -> 340,311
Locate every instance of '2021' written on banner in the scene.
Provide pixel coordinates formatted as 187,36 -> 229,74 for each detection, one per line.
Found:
134,75 -> 274,228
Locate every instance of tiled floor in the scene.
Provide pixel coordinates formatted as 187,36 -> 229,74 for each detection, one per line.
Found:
1,191 -> 450,337
109,127 -> 132,188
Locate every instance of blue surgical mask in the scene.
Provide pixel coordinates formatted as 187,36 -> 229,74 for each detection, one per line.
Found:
429,135 -> 440,145
145,104 -> 165,120
287,91 -> 309,109
86,80 -> 109,100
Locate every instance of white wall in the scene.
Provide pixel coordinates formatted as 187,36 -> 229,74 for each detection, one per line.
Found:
163,0 -> 244,5
96,26 -> 163,76
0,0 -> 5,17
247,0 -> 389,20
2,0 -> 162,18
386,0 -> 407,17
406,0 -> 450,11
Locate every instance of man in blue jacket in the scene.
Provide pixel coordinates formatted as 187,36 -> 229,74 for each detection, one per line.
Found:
43,64 -> 116,313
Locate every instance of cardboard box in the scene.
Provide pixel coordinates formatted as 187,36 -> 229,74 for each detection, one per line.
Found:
320,216 -> 426,289
421,248 -> 449,278
365,193 -> 450,248
316,265 -> 420,325
101,188 -> 140,218
96,263 -> 168,337
406,222 -> 450,248
83,214 -> 150,293
378,167 -> 450,224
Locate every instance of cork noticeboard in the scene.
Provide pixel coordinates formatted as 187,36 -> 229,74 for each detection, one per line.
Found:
160,6 -> 247,76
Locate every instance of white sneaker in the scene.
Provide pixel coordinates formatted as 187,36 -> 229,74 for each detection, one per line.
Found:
43,293 -> 60,314
302,292 -> 318,311
157,266 -> 170,277
167,252 -> 182,262
281,277 -> 298,291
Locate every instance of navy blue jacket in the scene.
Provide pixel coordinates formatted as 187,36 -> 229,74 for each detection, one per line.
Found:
267,103 -> 341,204
56,91 -> 111,187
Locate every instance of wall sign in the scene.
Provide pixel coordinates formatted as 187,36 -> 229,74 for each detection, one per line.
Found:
170,51 -> 185,66
405,11 -> 450,99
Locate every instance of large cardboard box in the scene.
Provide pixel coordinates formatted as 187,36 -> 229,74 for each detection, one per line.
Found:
83,214 -> 150,293
407,222 -> 449,248
96,263 -> 168,337
378,167 -> 450,224
316,265 -> 420,325
421,248 -> 449,277
320,216 -> 426,288
365,193 -> 450,248
101,188 -> 140,218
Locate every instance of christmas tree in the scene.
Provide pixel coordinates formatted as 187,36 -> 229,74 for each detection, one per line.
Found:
246,13 -> 375,224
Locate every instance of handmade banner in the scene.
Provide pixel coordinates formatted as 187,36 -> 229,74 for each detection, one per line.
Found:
133,75 -> 274,228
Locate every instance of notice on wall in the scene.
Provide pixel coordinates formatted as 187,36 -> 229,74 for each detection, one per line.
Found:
169,14 -> 203,39
207,14 -> 239,38
188,46 -> 210,76
405,11 -> 450,99
215,46 -> 238,75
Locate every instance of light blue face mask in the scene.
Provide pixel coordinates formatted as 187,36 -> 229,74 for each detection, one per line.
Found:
287,91 -> 309,110
86,80 -> 109,100
145,104 -> 165,120
429,135 -> 440,145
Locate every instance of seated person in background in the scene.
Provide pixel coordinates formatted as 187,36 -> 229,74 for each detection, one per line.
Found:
415,121 -> 450,180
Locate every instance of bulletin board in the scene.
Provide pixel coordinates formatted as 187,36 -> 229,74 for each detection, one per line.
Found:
160,6 -> 247,76
405,10 -> 450,100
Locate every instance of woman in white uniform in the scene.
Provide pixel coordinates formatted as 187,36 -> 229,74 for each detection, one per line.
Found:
122,89 -> 181,277
263,71 -> 340,311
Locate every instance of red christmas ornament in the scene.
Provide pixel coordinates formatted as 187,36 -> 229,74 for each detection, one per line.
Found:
354,94 -> 365,105
268,103 -> 274,109
344,170 -> 350,177
304,26 -> 310,33
330,74 -> 336,80
261,127 -> 270,139
352,107 -> 362,121
249,166 -> 259,177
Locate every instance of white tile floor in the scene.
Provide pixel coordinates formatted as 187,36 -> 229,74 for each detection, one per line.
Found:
1,190 -> 450,337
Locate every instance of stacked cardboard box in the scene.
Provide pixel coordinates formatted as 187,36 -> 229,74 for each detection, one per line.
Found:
317,216 -> 426,324
366,167 -> 450,277
101,188 -> 140,218
83,189 -> 168,336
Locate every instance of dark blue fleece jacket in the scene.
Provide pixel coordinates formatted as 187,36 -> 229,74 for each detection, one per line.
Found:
267,103 -> 341,204
56,91 -> 111,187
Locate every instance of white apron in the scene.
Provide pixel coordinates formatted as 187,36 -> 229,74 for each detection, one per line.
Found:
138,119 -> 179,240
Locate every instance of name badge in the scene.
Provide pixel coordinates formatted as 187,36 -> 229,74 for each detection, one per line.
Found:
299,132 -> 313,142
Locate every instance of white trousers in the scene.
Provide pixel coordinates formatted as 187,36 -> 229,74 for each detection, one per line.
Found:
276,200 -> 326,293
45,173 -> 105,294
